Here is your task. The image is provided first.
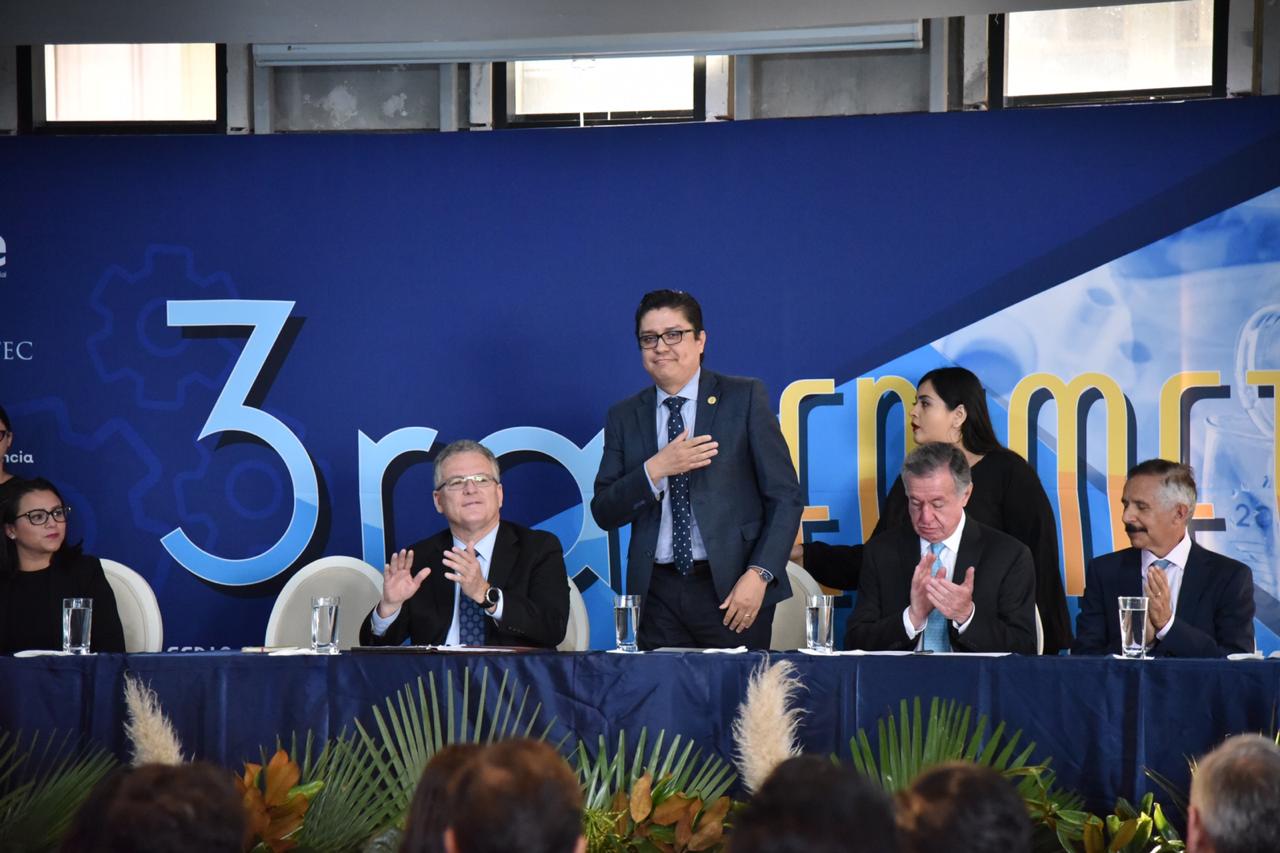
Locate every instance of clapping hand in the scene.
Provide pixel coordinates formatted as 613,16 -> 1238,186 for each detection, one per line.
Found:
907,551 -> 937,630
443,545 -> 488,606
927,567 -> 976,623
1144,565 -> 1173,642
378,549 -> 429,617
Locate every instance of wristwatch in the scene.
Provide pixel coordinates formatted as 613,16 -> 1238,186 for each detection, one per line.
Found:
751,566 -> 774,583
484,585 -> 501,608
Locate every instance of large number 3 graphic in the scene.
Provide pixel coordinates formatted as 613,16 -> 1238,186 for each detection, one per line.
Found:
162,300 -> 319,585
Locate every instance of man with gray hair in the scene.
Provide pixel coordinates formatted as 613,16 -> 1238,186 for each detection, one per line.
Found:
845,442 -> 1036,653
1187,734 -> 1280,853
1073,459 -> 1254,657
360,439 -> 570,648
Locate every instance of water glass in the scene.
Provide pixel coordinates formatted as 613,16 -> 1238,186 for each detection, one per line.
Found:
1118,596 -> 1148,659
805,594 -> 835,653
614,595 -> 640,653
310,595 -> 341,654
62,598 -> 93,654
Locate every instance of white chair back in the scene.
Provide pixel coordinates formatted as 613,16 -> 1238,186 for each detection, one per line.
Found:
265,556 -> 383,650
557,577 -> 591,651
101,559 -> 164,653
770,562 -> 824,651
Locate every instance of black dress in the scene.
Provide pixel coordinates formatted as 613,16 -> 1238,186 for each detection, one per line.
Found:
0,553 -> 127,654
804,448 -> 1074,654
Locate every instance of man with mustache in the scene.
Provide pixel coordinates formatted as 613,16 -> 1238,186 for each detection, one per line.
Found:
1073,459 -> 1255,657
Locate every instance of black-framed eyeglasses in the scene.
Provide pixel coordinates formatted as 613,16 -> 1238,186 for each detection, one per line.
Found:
436,474 -> 499,493
637,329 -> 697,349
15,506 -> 71,526
0,430 -> 9,441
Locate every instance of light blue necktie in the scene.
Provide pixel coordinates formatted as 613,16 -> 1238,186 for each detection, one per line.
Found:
922,541 -> 951,652
663,396 -> 694,574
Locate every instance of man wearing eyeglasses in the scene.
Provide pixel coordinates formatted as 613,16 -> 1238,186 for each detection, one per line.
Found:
592,290 -> 802,649
359,439 -> 570,648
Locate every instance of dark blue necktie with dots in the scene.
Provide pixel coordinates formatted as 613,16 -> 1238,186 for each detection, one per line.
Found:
458,593 -> 487,646
664,396 -> 694,575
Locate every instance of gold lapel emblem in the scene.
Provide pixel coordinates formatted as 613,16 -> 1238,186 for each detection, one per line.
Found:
707,396 -> 717,405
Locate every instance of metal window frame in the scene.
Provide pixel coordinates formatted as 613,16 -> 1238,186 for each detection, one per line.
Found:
17,43 -> 228,134
493,56 -> 707,129
990,0 -> 1227,109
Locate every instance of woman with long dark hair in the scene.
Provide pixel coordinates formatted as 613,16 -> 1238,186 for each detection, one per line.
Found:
1,477 -> 125,654
798,366 -> 1072,654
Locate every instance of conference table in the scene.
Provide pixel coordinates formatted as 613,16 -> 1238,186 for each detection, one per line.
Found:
3,649 -> 1277,813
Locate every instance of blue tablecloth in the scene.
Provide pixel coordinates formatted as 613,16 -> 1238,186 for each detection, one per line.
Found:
2,651 -> 1276,812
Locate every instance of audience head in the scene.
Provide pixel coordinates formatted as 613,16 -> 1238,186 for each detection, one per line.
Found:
60,762 -> 246,853
444,739 -> 584,853
401,744 -> 483,853
1188,734 -> 1280,853
896,762 -> 1031,853
1122,459 -> 1197,557
2,476 -> 78,575
728,756 -> 899,853
901,442 -> 973,544
912,367 -> 1003,455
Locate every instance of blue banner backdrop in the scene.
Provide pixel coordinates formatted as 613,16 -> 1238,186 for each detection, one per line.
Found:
3,96 -> 1279,649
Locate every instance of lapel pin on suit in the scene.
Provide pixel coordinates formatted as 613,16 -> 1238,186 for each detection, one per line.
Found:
707,396 -> 717,405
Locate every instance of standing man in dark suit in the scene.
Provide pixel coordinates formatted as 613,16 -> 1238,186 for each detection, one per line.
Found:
591,290 -> 802,650
1073,459 -> 1255,658
359,439 -> 569,648
846,442 -> 1037,654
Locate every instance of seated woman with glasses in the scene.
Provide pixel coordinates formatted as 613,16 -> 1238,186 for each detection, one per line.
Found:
0,477 -> 125,654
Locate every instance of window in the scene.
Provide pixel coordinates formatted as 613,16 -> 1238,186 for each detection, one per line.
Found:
996,0 -> 1222,107
20,44 -> 225,133
494,56 -> 706,128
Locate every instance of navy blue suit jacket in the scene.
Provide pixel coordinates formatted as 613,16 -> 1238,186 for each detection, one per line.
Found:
591,370 -> 803,606
1072,542 -> 1255,658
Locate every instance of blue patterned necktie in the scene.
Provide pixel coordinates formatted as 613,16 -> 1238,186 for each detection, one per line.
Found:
922,541 -> 951,652
664,396 -> 694,574
458,594 -> 487,646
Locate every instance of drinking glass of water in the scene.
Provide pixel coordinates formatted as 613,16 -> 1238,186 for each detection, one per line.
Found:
1118,596 -> 1148,659
805,594 -> 835,653
311,595 -> 341,654
62,598 -> 93,654
614,595 -> 640,653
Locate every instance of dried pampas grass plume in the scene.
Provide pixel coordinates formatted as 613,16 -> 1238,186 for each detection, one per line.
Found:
123,673 -> 184,766
731,657 -> 806,793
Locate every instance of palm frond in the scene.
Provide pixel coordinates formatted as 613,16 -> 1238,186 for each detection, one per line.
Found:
0,730 -> 117,853
574,727 -> 736,811
846,697 -> 1047,793
294,664 -> 559,851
